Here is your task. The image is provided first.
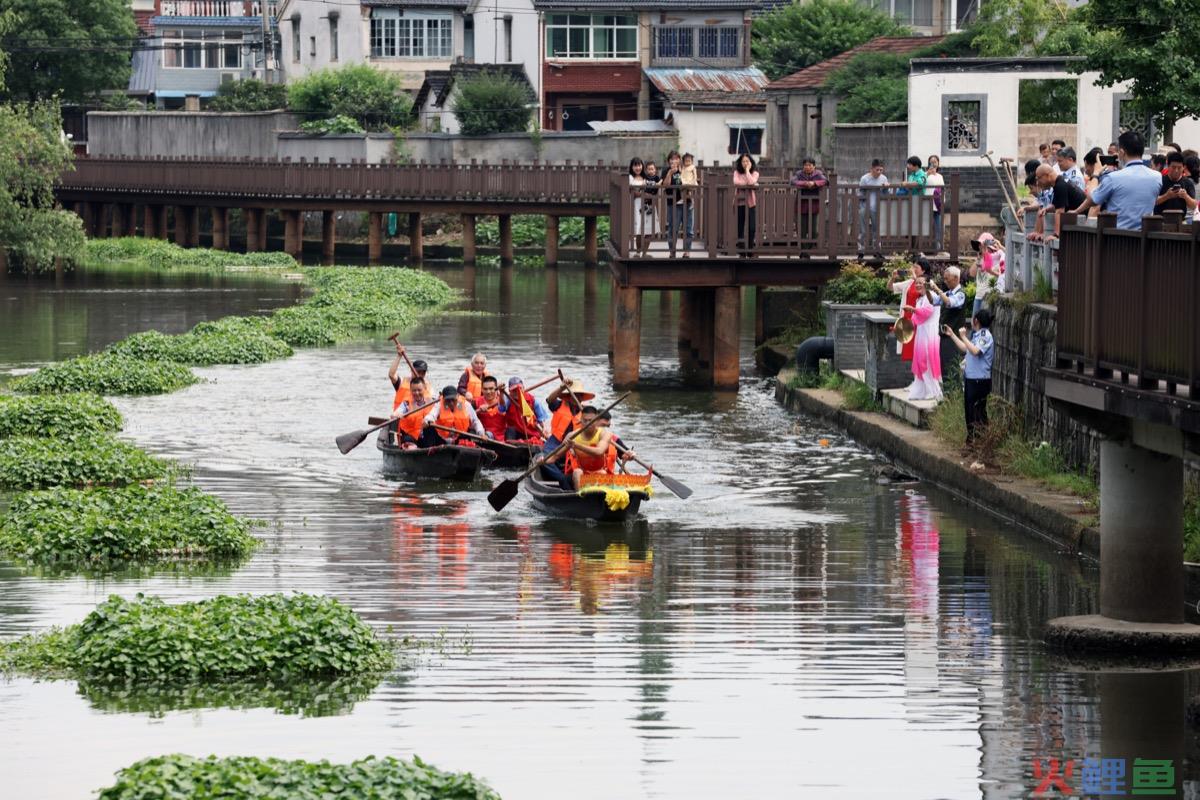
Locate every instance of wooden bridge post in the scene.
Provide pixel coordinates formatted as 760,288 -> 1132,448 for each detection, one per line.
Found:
143,205 -> 158,239
612,282 -> 642,388
244,209 -> 261,252
321,210 -> 336,265
257,210 -> 269,253
462,214 -> 477,265
211,207 -> 229,250
584,216 -> 598,267
186,206 -> 200,248
110,204 -> 126,238
408,212 -> 423,263
284,209 -> 303,260
714,287 -> 741,389
154,206 -> 168,241
173,206 -> 189,247
545,215 -> 559,268
368,212 -> 383,265
499,214 -> 514,266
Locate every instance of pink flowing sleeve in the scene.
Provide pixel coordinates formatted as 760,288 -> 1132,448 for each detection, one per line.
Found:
911,302 -> 934,325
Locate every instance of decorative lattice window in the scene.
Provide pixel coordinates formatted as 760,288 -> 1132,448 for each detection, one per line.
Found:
941,94 -> 986,156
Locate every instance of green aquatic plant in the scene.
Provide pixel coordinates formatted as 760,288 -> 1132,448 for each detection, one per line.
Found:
0,393 -> 122,438
107,320 -> 293,366
10,353 -> 199,396
0,435 -> 170,489
83,238 -> 297,271
96,754 -> 501,800
0,484 -> 259,567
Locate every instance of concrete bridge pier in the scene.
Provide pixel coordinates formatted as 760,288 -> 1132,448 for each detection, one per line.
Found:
408,212 -> 423,263
321,210 -> 336,265
499,215 -> 514,266
545,215 -> 559,268
211,207 -> 229,250
368,212 -> 383,265
124,203 -> 138,237
676,288 -> 740,389
244,208 -> 262,252
173,206 -> 199,248
462,214 -> 477,266
611,282 -> 641,388
108,204 -> 124,239
283,209 -> 303,261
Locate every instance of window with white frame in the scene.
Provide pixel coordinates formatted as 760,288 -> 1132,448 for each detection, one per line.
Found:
546,14 -> 637,59
371,9 -> 453,58
162,29 -> 243,69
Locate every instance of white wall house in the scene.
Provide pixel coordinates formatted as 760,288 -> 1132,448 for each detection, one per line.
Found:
466,0 -> 540,102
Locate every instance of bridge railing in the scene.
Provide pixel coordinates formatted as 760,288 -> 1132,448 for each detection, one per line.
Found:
1057,211 -> 1200,392
609,173 -> 959,259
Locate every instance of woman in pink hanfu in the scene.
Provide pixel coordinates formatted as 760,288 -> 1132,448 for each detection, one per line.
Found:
903,276 -> 943,401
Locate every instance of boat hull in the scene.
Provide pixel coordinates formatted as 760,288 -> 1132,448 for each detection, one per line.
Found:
480,439 -> 541,469
377,434 -> 496,480
524,476 -> 647,522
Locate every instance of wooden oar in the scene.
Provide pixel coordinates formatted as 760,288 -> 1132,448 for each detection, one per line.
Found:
335,399 -> 436,454
388,333 -> 419,378
487,393 -> 629,512
556,369 -> 692,500
430,424 -> 525,450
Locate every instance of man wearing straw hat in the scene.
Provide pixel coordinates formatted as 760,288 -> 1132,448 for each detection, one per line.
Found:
540,377 -> 596,489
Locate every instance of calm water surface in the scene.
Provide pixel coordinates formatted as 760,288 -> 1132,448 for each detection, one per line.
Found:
0,263 -> 1195,799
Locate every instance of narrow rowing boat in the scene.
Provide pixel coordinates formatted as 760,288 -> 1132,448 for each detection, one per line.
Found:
523,474 -> 650,522
376,431 -> 496,480
480,439 -> 541,469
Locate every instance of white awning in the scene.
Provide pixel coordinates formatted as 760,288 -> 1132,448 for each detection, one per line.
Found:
725,119 -> 765,129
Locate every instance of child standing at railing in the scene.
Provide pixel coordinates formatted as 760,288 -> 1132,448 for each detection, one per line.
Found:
680,153 -> 699,256
639,161 -> 661,256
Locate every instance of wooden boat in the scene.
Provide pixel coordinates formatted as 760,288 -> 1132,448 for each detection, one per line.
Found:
480,438 -> 541,469
376,431 -> 496,480
523,474 -> 650,522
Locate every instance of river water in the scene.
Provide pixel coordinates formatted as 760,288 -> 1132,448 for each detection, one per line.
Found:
0,264 -> 1196,799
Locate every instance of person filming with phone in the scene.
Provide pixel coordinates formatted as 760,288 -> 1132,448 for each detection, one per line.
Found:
1155,151 -> 1197,216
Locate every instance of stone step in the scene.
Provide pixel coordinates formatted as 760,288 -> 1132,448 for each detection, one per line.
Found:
880,387 -> 939,429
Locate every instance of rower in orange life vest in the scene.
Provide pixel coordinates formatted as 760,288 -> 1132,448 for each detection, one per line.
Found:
457,352 -> 488,403
388,341 -> 429,410
565,405 -> 636,489
498,376 -> 552,442
420,385 -> 487,448
539,377 -> 594,487
391,376 -> 433,449
474,375 -> 507,441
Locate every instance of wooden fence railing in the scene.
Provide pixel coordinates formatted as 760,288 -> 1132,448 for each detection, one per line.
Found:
608,173 -> 959,260
1057,212 -> 1200,392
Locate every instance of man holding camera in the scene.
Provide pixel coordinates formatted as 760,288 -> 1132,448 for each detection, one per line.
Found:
1155,151 -> 1197,216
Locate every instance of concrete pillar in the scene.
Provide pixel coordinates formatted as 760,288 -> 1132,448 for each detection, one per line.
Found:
545,215 -> 560,268
612,284 -> 641,388
211,207 -> 229,250
714,286 -> 741,390
408,212 -> 423,263
680,289 -> 715,386
1101,670 -> 1186,786
284,209 -> 302,260
584,216 -> 599,267
462,214 -> 476,265
124,204 -> 138,236
109,204 -> 126,238
143,205 -> 159,239
1100,439 -> 1184,623
499,214 -> 514,266
321,210 -> 336,265
544,264 -> 559,340
173,206 -> 189,246
257,209 -> 268,252
368,211 -> 383,265
186,206 -> 200,248
244,209 -> 261,252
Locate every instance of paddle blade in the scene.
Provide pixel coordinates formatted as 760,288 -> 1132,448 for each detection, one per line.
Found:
335,429 -> 369,455
655,472 -> 693,500
487,479 -> 520,511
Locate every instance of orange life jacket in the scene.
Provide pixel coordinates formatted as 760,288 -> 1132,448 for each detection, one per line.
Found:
396,402 -> 425,441
436,398 -> 471,434
504,389 -> 540,439
462,367 -> 484,399
392,377 -> 412,411
567,428 -> 617,474
550,402 -> 580,441
475,397 -> 506,439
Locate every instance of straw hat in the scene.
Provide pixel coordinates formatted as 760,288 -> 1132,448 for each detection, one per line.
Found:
565,379 -> 595,401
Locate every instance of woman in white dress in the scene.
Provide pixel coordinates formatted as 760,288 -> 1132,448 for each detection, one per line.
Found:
629,158 -> 646,252
902,276 -> 943,401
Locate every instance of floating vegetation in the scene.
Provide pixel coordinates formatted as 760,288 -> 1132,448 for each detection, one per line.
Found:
0,393 -> 122,438
10,353 -> 199,396
96,754 -> 501,800
0,593 -> 394,682
83,238 -> 297,271
0,485 -> 258,567
107,319 -> 293,366
0,435 -> 170,490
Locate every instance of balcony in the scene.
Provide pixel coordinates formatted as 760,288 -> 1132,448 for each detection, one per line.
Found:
650,26 -> 744,68
160,1 -> 276,17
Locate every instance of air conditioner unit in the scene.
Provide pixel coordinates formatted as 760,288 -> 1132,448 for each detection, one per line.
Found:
220,72 -> 238,84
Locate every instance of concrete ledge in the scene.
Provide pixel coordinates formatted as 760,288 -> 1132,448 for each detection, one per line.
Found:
880,388 -> 937,428
776,368 -> 1100,558
1045,614 -> 1200,655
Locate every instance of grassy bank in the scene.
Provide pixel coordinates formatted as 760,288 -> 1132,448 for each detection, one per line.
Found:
789,365 -> 881,412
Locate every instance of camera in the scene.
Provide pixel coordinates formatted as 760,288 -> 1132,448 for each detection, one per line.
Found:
1099,155 -> 1119,167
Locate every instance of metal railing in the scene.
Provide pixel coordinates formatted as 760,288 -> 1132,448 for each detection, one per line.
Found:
160,1 -> 268,16
608,174 -> 960,260
1056,211 -> 1200,392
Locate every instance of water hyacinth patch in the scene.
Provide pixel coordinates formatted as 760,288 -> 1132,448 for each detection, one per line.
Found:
0,435 -> 170,489
0,485 -> 259,567
96,754 -> 502,800
10,353 -> 199,396
0,593 -> 394,683
0,393 -> 122,438
107,323 -> 293,366
83,238 -> 297,271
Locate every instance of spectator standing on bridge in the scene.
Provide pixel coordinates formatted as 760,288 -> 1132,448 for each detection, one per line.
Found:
734,153 -> 760,251
639,161 -> 661,255
970,232 -> 1005,317
1029,164 -> 1085,243
1070,130 -> 1162,230
629,158 -> 646,252
662,151 -> 692,257
925,155 -> 945,254
857,159 -> 889,260
790,157 -> 827,246
1056,147 -> 1085,192
897,156 -> 927,195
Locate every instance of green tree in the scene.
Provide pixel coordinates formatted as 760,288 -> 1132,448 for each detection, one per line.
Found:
751,0 -> 905,81
452,72 -> 533,136
969,0 -> 1086,56
1075,0 -> 1200,140
207,79 -> 288,113
0,0 -> 137,103
287,65 -> 412,132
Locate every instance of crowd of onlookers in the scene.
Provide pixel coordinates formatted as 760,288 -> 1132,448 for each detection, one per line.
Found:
853,155 -> 947,260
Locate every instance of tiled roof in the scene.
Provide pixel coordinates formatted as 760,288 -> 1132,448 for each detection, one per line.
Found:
644,67 -> 767,108
661,90 -> 766,107
534,0 -> 758,9
415,63 -> 534,110
765,35 -> 943,91
150,15 -> 263,26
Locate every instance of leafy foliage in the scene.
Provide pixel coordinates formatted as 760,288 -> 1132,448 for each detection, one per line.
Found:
107,321 -> 293,366
206,79 -> 288,112
452,71 -> 534,136
0,593 -> 394,682
10,353 -> 199,395
96,754 -> 501,800
474,215 -> 609,247
0,484 -> 258,567
823,263 -> 894,305
751,0 -> 904,81
82,238 -> 297,271
300,114 -> 366,135
0,393 -> 122,438
970,0 -> 1087,57
288,65 -> 412,132
0,434 -> 170,489
0,0 -> 137,103
1017,79 -> 1078,124
1075,0 -> 1200,136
